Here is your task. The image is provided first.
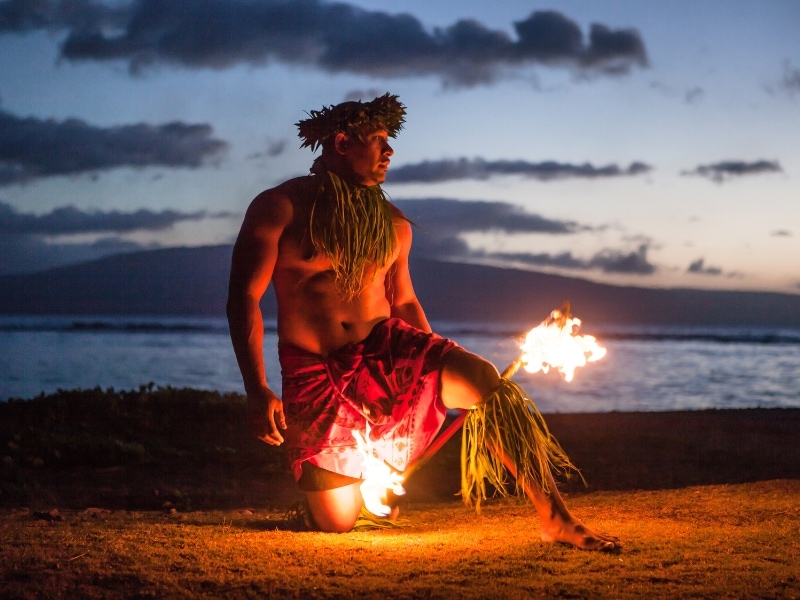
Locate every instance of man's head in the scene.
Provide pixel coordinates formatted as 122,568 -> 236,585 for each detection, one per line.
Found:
296,94 -> 406,186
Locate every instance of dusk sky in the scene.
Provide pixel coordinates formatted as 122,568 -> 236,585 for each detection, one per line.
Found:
1,0 -> 798,293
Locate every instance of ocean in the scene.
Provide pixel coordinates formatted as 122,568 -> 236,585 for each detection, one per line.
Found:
1,315 -> 799,412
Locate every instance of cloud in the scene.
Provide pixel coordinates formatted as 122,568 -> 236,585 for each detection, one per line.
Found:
395,197 -> 581,264
650,81 -> 706,105
0,108 -> 228,185
687,258 -> 722,276
684,87 -> 704,104
681,160 -> 782,183
394,198 -> 582,235
389,158 -> 652,184
2,1 -> 647,86
587,244 -> 656,274
0,0 -> 129,33
488,245 -> 657,274
247,138 -> 287,161
461,244 -> 657,275
781,61 -> 800,96
771,230 -> 792,237
488,250 -> 592,270
0,201 -> 232,236
394,198 -> 656,275
343,88 -> 386,103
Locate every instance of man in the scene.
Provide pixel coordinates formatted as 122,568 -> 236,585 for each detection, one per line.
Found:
227,94 -> 617,550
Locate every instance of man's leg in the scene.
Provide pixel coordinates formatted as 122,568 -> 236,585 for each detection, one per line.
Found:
440,348 -> 619,551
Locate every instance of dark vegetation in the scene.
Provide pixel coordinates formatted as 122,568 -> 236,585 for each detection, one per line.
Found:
3,387 -> 799,512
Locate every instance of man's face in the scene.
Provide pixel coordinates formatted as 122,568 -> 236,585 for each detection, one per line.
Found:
339,128 -> 394,186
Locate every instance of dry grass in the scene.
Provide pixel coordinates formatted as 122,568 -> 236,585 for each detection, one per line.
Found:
2,480 -> 799,599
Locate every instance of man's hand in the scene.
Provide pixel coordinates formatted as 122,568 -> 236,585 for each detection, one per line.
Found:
247,388 -> 286,445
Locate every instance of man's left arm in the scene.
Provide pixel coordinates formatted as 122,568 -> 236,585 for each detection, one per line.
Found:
387,219 -> 432,333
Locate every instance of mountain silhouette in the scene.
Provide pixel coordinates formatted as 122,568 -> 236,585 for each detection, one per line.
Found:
1,245 -> 799,327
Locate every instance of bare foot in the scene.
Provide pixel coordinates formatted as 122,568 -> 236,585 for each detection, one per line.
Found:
540,517 -> 620,551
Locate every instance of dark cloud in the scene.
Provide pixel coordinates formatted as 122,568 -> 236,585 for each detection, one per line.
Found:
488,245 -> 657,274
681,160 -> 782,183
394,198 -> 656,275
447,243 -> 656,275
393,198 -> 582,235
0,0 -> 129,34
771,230 -> 792,237
587,244 -> 655,274
2,1 -> 647,85
395,197 -> 581,265
687,258 -> 722,276
488,250 -> 589,270
0,108 -> 228,185
389,158 -> 652,184
0,201 -> 232,236
0,0 -> 52,31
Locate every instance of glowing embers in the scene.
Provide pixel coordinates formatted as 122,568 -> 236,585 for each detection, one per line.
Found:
519,307 -> 607,382
353,423 -> 405,518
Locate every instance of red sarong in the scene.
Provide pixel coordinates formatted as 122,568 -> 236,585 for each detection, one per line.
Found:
279,318 -> 459,481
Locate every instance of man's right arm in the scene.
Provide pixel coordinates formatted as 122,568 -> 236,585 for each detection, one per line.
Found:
226,189 -> 292,445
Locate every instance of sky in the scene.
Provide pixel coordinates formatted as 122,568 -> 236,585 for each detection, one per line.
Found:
0,0 -> 798,294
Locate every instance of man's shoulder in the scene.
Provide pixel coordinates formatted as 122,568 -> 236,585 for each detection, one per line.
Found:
248,176 -> 315,219
254,175 -> 314,203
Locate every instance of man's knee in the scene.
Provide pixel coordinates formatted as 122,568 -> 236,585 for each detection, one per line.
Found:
440,348 -> 500,410
305,484 -> 362,533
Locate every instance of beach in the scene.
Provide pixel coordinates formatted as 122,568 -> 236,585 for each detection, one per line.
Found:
2,388 -> 799,598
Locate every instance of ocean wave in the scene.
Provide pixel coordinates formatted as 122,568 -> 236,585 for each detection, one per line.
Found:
433,321 -> 800,346
1,317 -> 798,345
598,332 -> 800,345
0,317 -> 281,335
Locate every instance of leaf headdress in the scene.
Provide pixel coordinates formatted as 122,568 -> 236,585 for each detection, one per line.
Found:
296,93 -> 406,152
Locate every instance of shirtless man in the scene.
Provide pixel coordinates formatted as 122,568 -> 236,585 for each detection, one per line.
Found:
227,94 -> 617,550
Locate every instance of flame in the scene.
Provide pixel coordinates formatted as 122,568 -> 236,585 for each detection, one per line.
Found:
352,423 -> 405,517
519,308 -> 606,382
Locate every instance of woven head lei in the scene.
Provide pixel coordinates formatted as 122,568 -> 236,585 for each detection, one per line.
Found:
296,93 -> 406,152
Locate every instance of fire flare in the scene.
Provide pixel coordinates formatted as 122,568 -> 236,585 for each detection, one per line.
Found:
519,308 -> 606,382
352,424 -> 405,518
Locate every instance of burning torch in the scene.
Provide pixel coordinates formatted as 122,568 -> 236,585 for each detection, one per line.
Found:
357,303 -> 607,517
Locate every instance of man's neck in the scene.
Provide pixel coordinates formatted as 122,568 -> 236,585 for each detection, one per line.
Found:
315,156 -> 378,189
